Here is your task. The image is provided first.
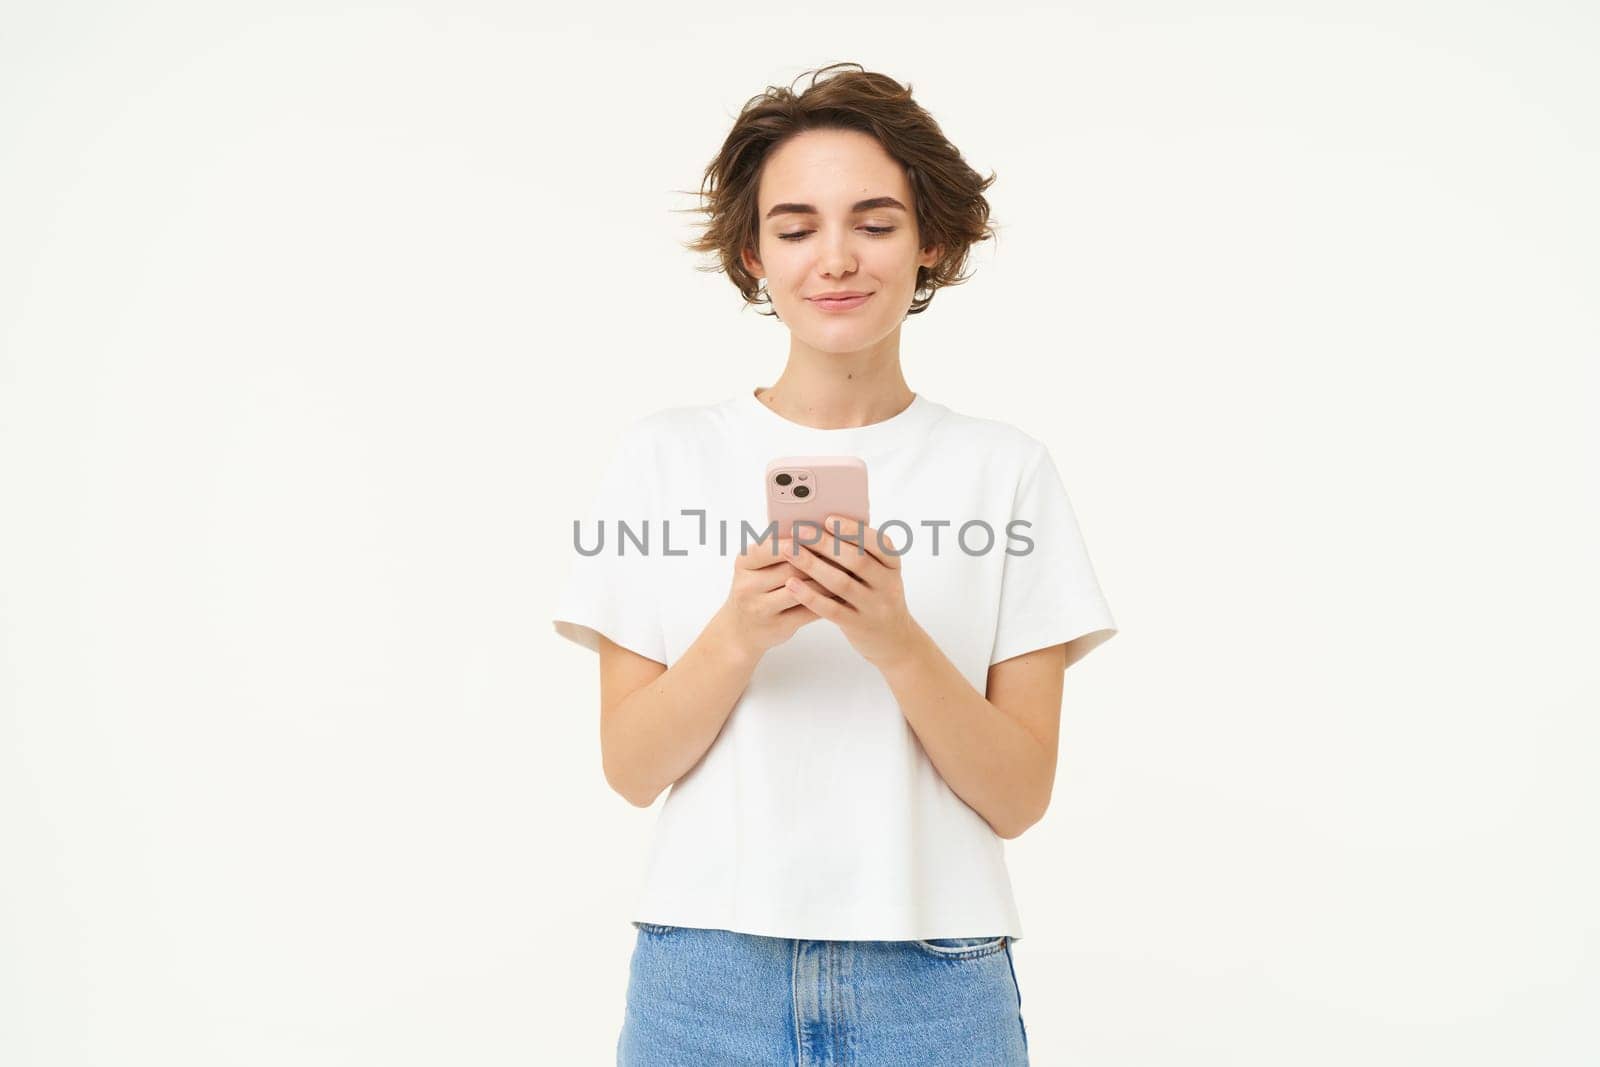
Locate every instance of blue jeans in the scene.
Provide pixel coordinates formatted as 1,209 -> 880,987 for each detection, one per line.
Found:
618,922 -> 1030,1066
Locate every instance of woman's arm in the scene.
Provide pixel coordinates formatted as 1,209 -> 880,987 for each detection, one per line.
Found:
597,533 -> 823,807
598,606 -> 760,807
779,516 -> 1070,839
877,633 -> 1067,839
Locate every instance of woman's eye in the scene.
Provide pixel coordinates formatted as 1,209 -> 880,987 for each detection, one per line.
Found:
776,226 -> 897,241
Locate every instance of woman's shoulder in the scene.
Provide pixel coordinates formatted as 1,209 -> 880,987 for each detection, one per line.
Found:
921,399 -> 1048,466
603,399 -> 738,469
611,398 -> 731,441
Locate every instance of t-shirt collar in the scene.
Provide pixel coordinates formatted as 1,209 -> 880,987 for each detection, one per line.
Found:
737,387 -> 940,447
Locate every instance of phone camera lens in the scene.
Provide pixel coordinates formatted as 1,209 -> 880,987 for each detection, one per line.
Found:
794,485 -> 810,498
775,473 -> 792,486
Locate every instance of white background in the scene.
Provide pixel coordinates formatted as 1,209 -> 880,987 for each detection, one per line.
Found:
3,3 -> 1596,1064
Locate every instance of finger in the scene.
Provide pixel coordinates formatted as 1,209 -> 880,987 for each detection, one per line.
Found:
759,561 -> 807,592
739,536 -> 796,570
783,574 -> 847,619
799,539 -> 866,582
812,520 -> 888,582
823,515 -> 900,570
757,581 -> 822,615
778,601 -> 824,624
779,569 -> 848,604
792,533 -> 873,595
787,550 -> 861,608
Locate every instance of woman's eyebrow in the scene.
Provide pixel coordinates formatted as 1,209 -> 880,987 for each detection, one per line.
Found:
765,196 -> 908,219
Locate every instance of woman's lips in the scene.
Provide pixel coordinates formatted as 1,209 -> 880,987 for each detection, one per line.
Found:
808,293 -> 872,312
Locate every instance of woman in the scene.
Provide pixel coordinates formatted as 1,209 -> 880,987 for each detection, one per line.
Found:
554,62 -> 1118,1066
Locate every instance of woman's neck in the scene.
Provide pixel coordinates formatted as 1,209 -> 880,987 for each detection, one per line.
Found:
754,367 -> 915,431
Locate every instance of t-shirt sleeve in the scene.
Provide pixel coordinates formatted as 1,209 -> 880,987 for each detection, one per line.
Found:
551,422 -> 668,665
989,440 -> 1118,671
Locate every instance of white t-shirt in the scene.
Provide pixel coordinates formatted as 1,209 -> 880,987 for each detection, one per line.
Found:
553,388 -> 1117,943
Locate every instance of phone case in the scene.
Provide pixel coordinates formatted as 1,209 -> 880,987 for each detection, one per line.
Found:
765,455 -> 870,543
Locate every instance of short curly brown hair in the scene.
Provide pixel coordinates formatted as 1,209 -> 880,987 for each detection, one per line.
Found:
679,62 -> 998,318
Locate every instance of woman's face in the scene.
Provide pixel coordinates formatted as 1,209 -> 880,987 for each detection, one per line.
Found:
743,128 -> 942,351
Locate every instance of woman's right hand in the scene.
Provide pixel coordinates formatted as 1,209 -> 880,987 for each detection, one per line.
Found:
718,532 -> 827,660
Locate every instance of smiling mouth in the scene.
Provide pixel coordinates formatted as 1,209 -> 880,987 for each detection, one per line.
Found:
808,293 -> 873,311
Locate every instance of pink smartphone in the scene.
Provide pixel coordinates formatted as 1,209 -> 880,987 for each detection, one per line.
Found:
765,455 -> 870,544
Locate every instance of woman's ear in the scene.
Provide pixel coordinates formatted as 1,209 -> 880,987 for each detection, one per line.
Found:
740,245 -> 765,280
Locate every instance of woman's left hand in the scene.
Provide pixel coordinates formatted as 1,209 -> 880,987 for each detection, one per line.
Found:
782,515 -> 927,670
